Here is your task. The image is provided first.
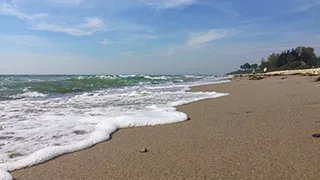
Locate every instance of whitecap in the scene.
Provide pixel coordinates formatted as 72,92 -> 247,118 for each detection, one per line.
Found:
10,92 -> 47,99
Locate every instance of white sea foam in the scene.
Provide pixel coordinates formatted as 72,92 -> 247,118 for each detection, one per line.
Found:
118,74 -> 137,78
184,75 -> 203,78
142,75 -> 169,80
10,92 -> 47,99
0,169 -> 11,180
97,75 -> 118,79
0,77 -> 230,179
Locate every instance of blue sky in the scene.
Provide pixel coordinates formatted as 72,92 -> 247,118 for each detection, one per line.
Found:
0,0 -> 320,75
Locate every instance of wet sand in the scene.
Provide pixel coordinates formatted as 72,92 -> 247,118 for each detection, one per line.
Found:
13,76 -> 320,180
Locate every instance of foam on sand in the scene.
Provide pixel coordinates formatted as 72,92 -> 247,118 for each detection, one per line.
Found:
0,77 -> 230,179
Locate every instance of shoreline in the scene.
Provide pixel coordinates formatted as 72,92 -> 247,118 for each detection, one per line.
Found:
12,75 -> 320,180
1,77 -> 231,179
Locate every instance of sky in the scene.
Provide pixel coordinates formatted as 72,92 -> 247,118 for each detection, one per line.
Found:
0,0 -> 320,75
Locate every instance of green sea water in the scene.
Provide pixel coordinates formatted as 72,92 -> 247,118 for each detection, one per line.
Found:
0,75 -> 214,100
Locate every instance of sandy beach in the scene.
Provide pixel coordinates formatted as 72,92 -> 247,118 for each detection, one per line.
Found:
265,68 -> 320,76
12,76 -> 320,180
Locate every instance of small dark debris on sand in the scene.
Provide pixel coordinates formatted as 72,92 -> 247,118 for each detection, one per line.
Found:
140,148 -> 148,153
312,133 -> 320,138
245,111 -> 253,114
306,73 -> 317,77
314,76 -> 320,82
248,76 -> 264,80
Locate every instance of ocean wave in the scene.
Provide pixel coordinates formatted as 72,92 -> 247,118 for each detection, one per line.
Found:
184,75 -> 203,78
0,89 -> 228,180
118,74 -> 137,78
0,75 -> 231,179
0,75 -> 227,97
142,75 -> 169,80
15,76 -> 171,94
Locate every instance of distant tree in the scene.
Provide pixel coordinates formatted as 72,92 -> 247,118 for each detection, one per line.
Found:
290,49 -> 299,60
240,64 -> 244,70
259,58 -> 272,70
295,46 -> 304,56
317,57 -> 320,66
243,62 -> 252,70
233,46 -> 319,75
303,47 -> 316,65
311,56 -> 318,66
286,53 -> 295,64
276,53 -> 288,67
289,61 -> 301,69
240,62 -> 252,70
267,53 -> 279,66
251,63 -> 258,70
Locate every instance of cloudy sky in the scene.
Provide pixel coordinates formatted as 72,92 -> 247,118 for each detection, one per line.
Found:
0,0 -> 320,75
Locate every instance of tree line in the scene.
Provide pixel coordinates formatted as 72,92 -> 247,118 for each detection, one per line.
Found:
237,46 -> 320,73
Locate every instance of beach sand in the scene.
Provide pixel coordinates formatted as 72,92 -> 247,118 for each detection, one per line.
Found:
265,67 -> 320,76
12,76 -> 320,180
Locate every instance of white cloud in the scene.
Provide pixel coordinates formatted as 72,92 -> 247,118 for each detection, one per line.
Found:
292,4 -> 313,12
140,0 -> 197,9
291,0 -> 320,12
163,0 -> 197,8
100,38 -> 113,45
187,29 -> 235,46
31,17 -> 106,36
206,1 -> 241,17
0,2 -> 47,20
0,35 -> 52,46
220,7 -> 240,17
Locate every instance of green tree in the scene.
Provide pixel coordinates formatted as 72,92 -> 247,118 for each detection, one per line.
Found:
303,47 -> 316,65
295,46 -> 305,56
240,62 -> 252,70
289,61 -> 301,69
243,62 -> 252,70
245,46 -> 320,73
276,53 -> 288,67
259,58 -> 270,70
251,63 -> 258,70
240,64 -> 244,70
287,53 -> 295,64
267,53 -> 279,66
317,57 -> 320,66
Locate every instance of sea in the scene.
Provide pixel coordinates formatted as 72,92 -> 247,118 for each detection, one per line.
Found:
0,74 -> 230,179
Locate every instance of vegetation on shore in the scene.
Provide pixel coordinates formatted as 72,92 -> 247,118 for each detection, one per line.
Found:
228,46 -> 320,75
